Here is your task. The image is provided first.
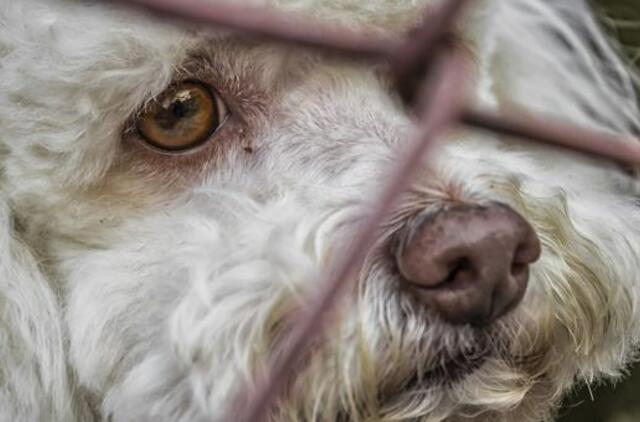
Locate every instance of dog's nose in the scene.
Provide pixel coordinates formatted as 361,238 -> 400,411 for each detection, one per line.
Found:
395,202 -> 541,326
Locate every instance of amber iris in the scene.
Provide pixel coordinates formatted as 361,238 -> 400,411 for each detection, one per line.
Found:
137,82 -> 224,151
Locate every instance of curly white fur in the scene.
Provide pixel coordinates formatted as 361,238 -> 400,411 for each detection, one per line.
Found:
1,0 -> 640,421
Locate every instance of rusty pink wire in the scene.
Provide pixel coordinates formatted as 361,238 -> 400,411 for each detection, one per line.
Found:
106,0 -> 640,420
113,0 -> 640,167
230,49 -> 470,422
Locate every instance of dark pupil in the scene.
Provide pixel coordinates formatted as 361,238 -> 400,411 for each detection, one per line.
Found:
155,92 -> 199,130
171,100 -> 190,119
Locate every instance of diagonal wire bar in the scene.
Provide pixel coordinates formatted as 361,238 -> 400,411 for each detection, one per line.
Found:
108,0 -> 397,59
390,0 -> 471,105
461,108 -> 640,165
226,47 -> 470,422
107,0 -> 640,168
98,0 -> 640,419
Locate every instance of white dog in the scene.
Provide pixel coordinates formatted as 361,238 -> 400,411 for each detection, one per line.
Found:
1,0 -> 640,421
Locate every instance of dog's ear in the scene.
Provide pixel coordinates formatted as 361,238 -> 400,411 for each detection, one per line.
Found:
0,199 -> 90,420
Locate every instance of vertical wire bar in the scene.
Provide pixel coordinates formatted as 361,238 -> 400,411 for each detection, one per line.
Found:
226,49 -> 470,422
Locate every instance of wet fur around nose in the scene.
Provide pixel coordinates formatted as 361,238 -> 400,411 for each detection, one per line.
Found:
1,0 -> 640,422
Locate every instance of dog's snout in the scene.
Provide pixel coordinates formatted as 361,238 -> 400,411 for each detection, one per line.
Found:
395,202 -> 541,326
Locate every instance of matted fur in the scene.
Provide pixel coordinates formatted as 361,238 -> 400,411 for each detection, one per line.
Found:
1,0 -> 640,421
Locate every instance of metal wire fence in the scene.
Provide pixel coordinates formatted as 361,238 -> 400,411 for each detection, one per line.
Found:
106,0 -> 640,420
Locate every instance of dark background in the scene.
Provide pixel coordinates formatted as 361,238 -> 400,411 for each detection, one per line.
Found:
558,1 -> 640,421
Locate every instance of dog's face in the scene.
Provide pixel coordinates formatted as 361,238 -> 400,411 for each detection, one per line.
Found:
2,0 -> 640,421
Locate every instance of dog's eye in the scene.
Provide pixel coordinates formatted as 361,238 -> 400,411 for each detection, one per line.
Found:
136,81 -> 228,151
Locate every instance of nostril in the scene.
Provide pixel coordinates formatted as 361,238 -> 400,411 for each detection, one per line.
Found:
510,262 -> 526,278
442,257 -> 473,287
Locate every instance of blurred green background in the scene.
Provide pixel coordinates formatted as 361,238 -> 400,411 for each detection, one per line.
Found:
557,1 -> 640,421
593,0 -> 640,65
